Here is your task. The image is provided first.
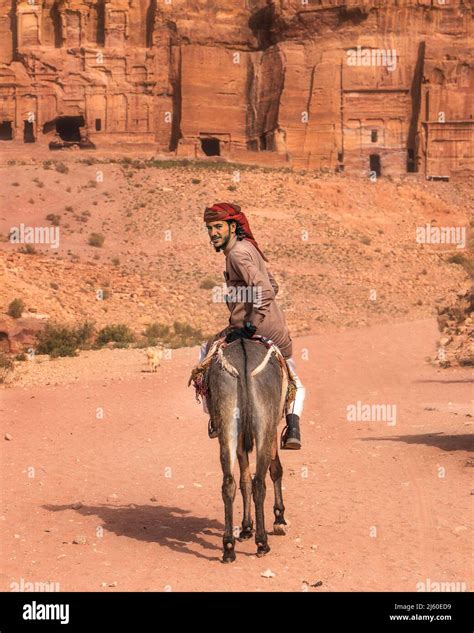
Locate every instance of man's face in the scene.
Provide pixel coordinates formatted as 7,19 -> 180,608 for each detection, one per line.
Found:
206,221 -> 236,251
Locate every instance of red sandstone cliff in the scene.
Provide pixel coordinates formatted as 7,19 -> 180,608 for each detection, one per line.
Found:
0,0 -> 472,177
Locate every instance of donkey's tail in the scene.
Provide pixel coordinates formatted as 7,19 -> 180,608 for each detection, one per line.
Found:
239,338 -> 254,453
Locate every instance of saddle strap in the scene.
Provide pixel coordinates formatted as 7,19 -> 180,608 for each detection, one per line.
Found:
250,343 -> 294,419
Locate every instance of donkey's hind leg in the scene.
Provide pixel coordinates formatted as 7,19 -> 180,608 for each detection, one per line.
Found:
220,434 -> 238,563
253,448 -> 272,557
237,439 -> 253,540
270,434 -> 287,535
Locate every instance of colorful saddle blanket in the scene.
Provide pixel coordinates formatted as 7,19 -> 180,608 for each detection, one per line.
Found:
188,336 -> 296,416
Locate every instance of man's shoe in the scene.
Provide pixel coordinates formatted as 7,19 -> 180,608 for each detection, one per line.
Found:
280,413 -> 301,450
208,419 -> 218,439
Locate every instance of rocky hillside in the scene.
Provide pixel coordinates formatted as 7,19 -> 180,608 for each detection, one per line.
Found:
0,156 -> 472,354
436,284 -> 474,367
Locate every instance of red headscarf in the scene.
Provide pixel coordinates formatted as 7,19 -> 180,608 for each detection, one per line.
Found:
204,202 -> 268,262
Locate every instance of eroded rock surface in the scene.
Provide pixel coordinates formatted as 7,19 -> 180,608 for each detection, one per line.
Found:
0,1 -> 471,176
437,284 -> 474,367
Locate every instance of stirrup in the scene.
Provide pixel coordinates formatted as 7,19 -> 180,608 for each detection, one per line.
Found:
280,422 -> 301,450
280,425 -> 291,449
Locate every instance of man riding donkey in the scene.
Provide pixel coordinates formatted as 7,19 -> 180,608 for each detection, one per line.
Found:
197,202 -> 305,450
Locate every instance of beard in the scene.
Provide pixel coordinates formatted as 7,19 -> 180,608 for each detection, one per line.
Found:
211,226 -> 231,252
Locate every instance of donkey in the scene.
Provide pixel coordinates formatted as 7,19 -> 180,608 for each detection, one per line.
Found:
207,337 -> 289,563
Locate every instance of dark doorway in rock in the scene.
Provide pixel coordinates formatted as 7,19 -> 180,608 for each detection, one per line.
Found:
96,0 -> 105,46
51,1 -> 62,48
24,121 -> 35,143
336,151 -> 345,172
371,129 -> 378,143
95,118 -> 102,131
369,154 -> 381,177
259,134 -> 267,150
10,1 -> 18,59
201,138 -> 220,156
407,148 -> 417,173
0,121 -> 13,140
56,116 -> 85,142
146,0 -> 157,47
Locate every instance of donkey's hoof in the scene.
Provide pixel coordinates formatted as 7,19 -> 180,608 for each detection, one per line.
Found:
222,551 -> 236,563
272,523 -> 286,536
239,527 -> 253,541
256,543 -> 271,557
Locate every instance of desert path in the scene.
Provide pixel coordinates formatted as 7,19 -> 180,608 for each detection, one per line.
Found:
1,318 -> 472,592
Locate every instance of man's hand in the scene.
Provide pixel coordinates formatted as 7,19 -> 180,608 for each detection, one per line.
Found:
225,322 -> 257,344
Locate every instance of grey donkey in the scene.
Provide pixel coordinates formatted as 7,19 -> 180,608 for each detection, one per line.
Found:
207,337 -> 289,563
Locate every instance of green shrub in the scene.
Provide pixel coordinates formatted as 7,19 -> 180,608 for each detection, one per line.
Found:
0,353 -> 14,383
36,321 -> 95,358
46,213 -> 61,226
20,244 -> 37,255
81,157 -> 97,166
134,338 -> 153,349
75,321 -> 95,346
7,298 -> 25,319
448,253 -> 474,277
55,162 -> 69,174
88,233 -> 105,248
96,324 -> 135,346
199,277 -> 219,290
144,322 -> 170,340
168,321 -> 203,348
141,321 -> 203,348
37,324 -> 78,357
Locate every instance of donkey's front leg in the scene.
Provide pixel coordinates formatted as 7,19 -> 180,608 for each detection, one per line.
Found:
220,444 -> 237,563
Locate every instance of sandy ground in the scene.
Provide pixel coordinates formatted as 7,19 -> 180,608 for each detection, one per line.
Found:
1,318 -> 472,592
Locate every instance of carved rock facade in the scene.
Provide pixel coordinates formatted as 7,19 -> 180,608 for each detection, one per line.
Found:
0,0 -> 472,177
